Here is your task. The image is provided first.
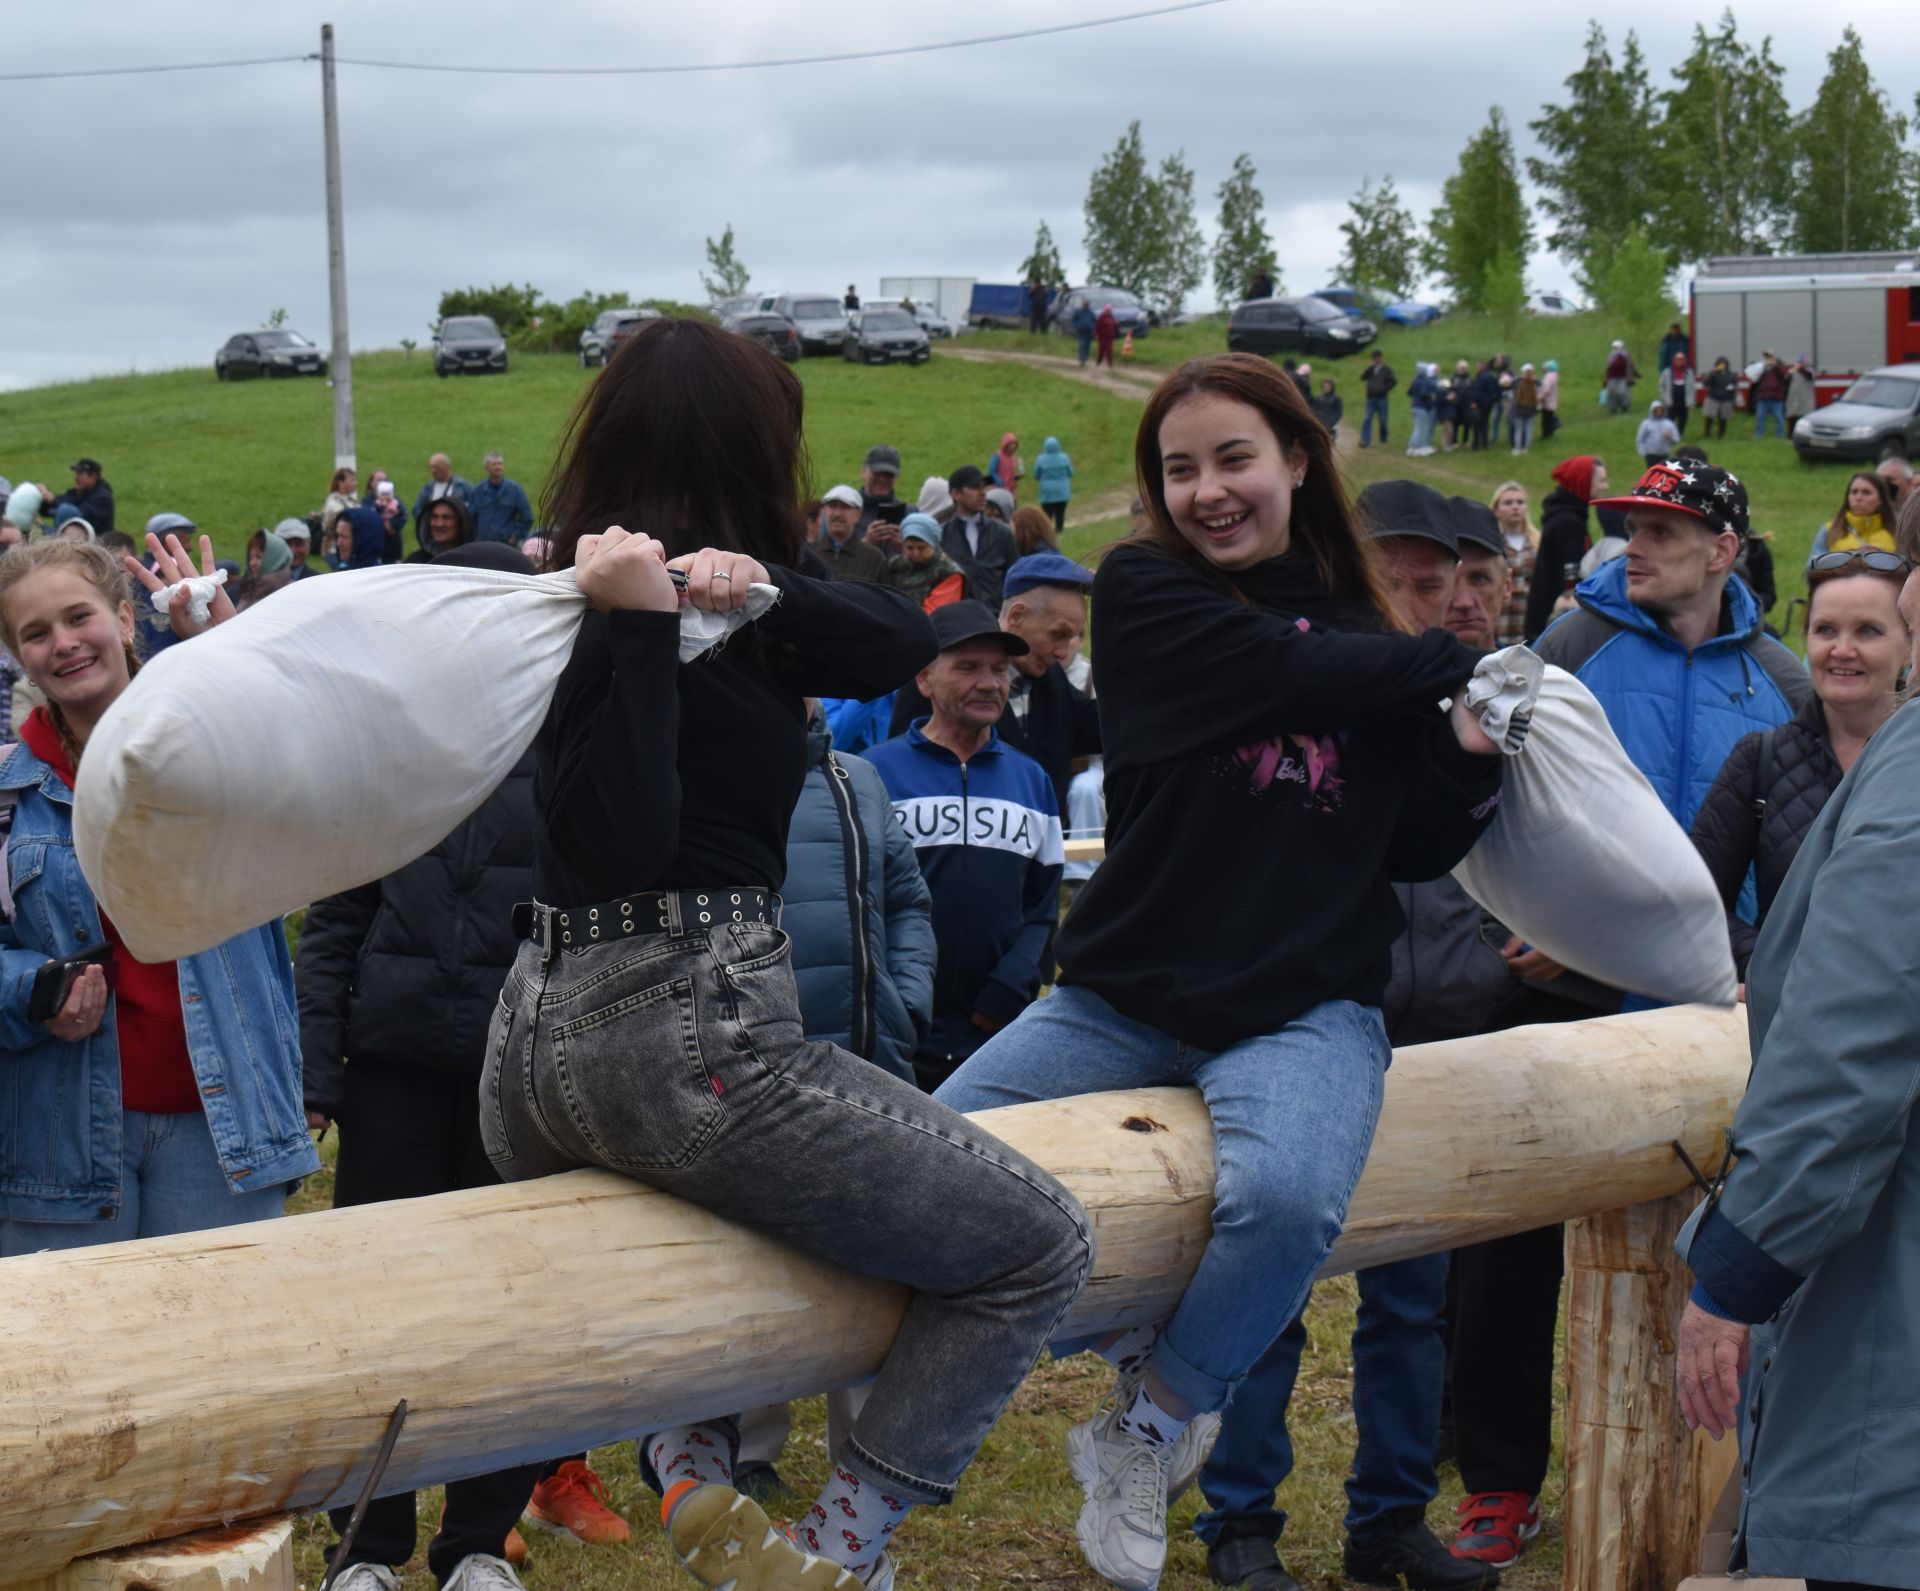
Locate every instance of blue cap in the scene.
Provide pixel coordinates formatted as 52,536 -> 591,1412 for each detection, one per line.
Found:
1003,551 -> 1094,599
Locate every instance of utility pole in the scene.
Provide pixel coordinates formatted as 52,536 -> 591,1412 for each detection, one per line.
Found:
320,23 -> 355,469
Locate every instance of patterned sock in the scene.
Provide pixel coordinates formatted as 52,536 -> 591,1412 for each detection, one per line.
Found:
1097,1324 -> 1158,1378
1113,1379 -> 1191,1450
797,1455 -> 911,1580
645,1424 -> 735,1493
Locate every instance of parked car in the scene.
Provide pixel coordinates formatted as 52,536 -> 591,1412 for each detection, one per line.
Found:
1226,296 -> 1377,358
1792,366 -> 1920,461
215,328 -> 327,380
751,293 -> 849,355
709,293 -> 760,323
842,309 -> 931,365
579,307 -> 661,367
1525,290 -> 1586,316
433,314 -> 508,377
732,313 -> 803,362
865,298 -> 953,339
1049,285 -> 1151,339
1309,284 -> 1442,326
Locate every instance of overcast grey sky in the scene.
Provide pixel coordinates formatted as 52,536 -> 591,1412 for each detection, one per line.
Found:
4,0 -> 1912,391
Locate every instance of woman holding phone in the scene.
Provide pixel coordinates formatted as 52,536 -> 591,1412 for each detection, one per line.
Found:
0,537 -> 316,1256
936,353 -> 1505,1591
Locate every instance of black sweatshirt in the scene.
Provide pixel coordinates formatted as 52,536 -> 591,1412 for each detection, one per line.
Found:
1054,542 -> 1502,1051
534,565 -> 937,906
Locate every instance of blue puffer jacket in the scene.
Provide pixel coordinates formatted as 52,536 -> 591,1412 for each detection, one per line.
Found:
784,716 -> 936,1082
0,741 -> 318,1223
1032,437 -> 1075,505
1534,557 -> 1811,834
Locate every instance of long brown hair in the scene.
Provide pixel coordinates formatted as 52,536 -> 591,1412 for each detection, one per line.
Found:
1829,471 -> 1895,540
0,540 -> 141,769
542,317 -> 809,571
1010,505 -> 1059,557
1133,353 -> 1400,627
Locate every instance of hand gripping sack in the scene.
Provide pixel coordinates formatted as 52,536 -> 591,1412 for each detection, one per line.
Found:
1453,648 -> 1737,1007
74,564 -> 775,962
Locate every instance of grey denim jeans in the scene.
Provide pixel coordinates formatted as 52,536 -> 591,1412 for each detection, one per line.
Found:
480,906 -> 1093,1506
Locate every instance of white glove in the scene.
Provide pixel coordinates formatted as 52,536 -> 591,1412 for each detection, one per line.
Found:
147,569 -> 229,625
1464,644 -> 1545,755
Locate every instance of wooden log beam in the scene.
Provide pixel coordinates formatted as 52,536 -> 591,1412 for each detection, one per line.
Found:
14,1518 -> 294,1591
0,1005 -> 1745,1584
1563,1194 -> 1742,1591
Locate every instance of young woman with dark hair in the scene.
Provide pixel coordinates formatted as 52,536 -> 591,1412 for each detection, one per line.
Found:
480,318 -> 1092,1591
1808,471 -> 1899,561
935,352 -> 1504,1591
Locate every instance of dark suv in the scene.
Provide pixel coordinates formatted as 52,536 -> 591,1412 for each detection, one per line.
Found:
1227,296 -> 1377,358
433,314 -> 508,377
579,307 -> 661,367
733,314 -> 803,362
216,329 -> 328,380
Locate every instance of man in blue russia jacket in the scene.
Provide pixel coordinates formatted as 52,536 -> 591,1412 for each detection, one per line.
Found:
1533,462 -> 1809,847
864,601 -> 1063,1092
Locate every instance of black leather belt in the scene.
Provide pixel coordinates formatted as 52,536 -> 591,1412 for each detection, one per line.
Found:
514,888 -> 777,960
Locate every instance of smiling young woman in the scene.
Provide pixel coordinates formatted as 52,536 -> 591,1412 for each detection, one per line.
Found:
933,353 -> 1505,1591
0,538 -> 316,1257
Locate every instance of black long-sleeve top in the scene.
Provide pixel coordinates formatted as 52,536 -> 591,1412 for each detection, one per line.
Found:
534,565 -> 937,906
1055,542 -> 1501,1051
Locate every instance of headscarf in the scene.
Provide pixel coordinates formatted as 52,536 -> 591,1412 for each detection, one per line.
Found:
1550,456 -> 1597,503
250,528 -> 293,575
915,476 -> 953,518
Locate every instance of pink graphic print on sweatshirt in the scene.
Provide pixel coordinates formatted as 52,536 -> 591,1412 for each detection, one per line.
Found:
1228,616 -> 1346,808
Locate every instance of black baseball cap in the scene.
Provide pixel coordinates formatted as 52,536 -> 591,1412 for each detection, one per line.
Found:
864,445 -> 902,476
1593,462 -> 1750,539
948,464 -> 986,492
70,457 -> 102,474
929,599 -> 1030,656
1446,496 -> 1504,558
1356,480 -> 1458,557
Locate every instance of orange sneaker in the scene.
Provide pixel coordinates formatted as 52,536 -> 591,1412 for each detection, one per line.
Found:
524,1459 -> 633,1546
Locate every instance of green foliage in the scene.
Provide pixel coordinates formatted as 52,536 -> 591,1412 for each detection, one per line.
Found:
1527,24 -> 1662,292
1483,243 -> 1528,333
1652,13 -> 1794,257
1791,26 -> 1915,252
1020,220 -> 1066,288
437,283 -> 543,333
1336,175 -> 1420,301
1082,123 -> 1205,310
1211,153 -> 1278,309
1594,224 -> 1677,349
700,223 -> 751,302
507,289 -> 631,354
265,307 -> 289,329
1424,108 -> 1533,312
398,338 -> 417,357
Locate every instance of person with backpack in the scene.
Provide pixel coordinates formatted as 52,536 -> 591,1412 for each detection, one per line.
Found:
0,535 -> 316,1257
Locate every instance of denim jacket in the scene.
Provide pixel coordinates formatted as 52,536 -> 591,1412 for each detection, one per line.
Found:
0,740 -> 318,1223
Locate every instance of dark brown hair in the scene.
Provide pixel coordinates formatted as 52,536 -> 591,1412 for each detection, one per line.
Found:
1132,353 -> 1400,626
1828,471 -> 1896,540
542,318 -> 809,570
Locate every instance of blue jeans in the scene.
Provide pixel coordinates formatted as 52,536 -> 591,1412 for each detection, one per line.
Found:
1193,1252 -> 1450,1543
0,1109 -> 289,1254
935,985 -> 1390,1412
1077,332 -> 1093,366
1408,409 -> 1436,451
1362,397 -> 1390,445
1754,397 -> 1786,437
1509,411 -> 1535,452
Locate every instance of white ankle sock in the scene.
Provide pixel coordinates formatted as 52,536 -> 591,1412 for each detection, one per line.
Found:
646,1424 -> 735,1491
1114,1380 -> 1191,1450
797,1456 -> 911,1581
1098,1324 -> 1158,1378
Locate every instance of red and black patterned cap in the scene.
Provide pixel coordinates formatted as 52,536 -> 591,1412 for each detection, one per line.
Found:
1593,462 -> 1749,538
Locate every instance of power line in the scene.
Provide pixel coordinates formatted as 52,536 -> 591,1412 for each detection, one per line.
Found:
0,1 -> 1226,83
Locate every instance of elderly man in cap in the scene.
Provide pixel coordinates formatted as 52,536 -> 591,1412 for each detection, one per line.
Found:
1358,479 -> 1460,629
941,464 -> 1017,609
276,517 -> 325,581
1442,496 -> 1511,651
855,443 -> 907,548
817,485 -> 890,582
865,601 -> 1064,1091
53,458 -> 115,534
889,551 -> 1099,809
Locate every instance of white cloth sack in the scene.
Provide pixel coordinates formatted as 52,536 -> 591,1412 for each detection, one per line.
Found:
1454,647 -> 1737,1007
75,564 -> 777,962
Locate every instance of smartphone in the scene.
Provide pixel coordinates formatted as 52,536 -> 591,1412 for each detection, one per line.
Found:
28,942 -> 117,1025
873,502 -> 908,526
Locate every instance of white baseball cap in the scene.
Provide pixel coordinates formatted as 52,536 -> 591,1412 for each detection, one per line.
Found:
822,484 -> 863,509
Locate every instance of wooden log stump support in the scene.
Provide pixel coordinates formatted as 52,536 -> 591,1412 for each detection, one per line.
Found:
14,1518 -> 294,1591
1563,1192 -> 1742,1591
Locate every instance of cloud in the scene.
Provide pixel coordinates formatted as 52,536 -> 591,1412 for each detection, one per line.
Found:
2,0 -> 1908,389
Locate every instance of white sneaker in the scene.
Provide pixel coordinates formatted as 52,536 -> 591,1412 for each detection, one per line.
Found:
1065,1389 -> 1172,1591
863,1555 -> 896,1590
441,1555 -> 524,1591
328,1568 -> 400,1591
1166,1408 -> 1221,1503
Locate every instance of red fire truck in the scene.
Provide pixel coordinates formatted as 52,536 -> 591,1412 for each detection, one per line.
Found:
1688,251 -> 1920,409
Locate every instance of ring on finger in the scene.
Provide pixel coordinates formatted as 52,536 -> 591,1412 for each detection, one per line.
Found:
713,571 -> 733,582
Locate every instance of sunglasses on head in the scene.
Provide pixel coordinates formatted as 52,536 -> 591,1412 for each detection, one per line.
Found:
1808,549 -> 1911,578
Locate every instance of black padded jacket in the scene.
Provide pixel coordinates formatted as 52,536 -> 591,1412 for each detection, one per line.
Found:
1688,696 -> 1843,976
